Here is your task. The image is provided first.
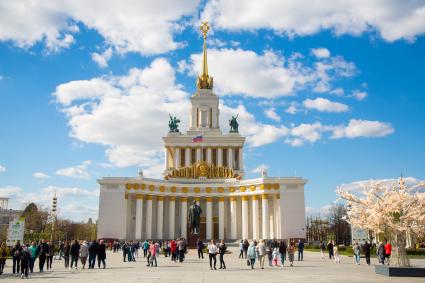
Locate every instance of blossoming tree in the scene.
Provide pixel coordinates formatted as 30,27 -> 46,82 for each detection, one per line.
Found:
337,178 -> 425,267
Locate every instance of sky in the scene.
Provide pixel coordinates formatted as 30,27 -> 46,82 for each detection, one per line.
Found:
0,0 -> 424,221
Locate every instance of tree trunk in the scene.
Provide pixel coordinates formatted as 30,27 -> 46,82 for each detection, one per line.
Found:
391,231 -> 410,267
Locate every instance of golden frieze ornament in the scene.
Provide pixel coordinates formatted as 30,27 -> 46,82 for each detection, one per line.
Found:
165,161 -> 239,180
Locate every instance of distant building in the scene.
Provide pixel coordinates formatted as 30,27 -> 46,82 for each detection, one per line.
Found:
0,198 -> 22,230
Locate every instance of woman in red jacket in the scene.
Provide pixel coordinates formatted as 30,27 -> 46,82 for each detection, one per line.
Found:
170,240 -> 177,262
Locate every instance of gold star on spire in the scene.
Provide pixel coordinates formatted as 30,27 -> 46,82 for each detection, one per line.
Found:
197,21 -> 213,90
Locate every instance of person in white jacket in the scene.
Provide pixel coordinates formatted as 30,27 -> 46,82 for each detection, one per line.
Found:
80,241 -> 89,269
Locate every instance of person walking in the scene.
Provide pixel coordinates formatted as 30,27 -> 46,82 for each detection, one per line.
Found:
266,243 -> 273,266
238,240 -> 244,258
12,241 -> 22,274
353,242 -> 361,265
384,240 -> 392,265
177,238 -> 185,263
377,241 -> 385,264
70,240 -> 80,269
333,242 -> 340,263
247,242 -> 256,269
272,247 -> 279,266
257,239 -> 266,269
88,240 -> 99,268
38,239 -> 49,272
363,241 -> 371,265
63,241 -> 70,269
319,241 -> 326,259
197,238 -> 204,259
207,240 -> 218,270
98,240 -> 106,269
288,241 -> 295,267
0,242 -> 9,275
20,245 -> 30,279
170,239 -> 177,261
28,242 -> 38,273
326,240 -> 334,260
47,241 -> 54,270
142,240 -> 149,257
218,240 -> 226,269
278,240 -> 287,267
297,239 -> 304,261
148,242 -> 157,267
80,241 -> 89,269
243,239 -> 249,259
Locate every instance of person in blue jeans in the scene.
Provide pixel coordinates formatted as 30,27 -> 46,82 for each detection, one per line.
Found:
279,240 -> 287,267
88,240 -> 99,269
297,240 -> 304,261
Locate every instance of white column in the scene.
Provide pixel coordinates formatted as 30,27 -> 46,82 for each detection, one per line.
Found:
185,148 -> 191,166
174,147 -> 181,168
180,198 -> 187,238
262,194 -> 270,239
273,195 -> 280,239
168,197 -> 176,239
252,195 -> 259,240
206,198 -> 213,239
165,148 -> 169,169
157,196 -> 164,239
277,195 -> 281,239
238,147 -> 243,171
135,196 -> 144,240
227,147 -> 234,168
230,197 -> 238,239
219,197 -> 225,239
146,195 -> 153,239
196,148 -> 202,162
217,148 -> 223,166
242,196 -> 249,240
206,148 -> 212,163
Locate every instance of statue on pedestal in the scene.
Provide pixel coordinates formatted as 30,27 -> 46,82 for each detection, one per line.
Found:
229,114 -> 239,133
188,200 -> 202,234
168,114 -> 180,133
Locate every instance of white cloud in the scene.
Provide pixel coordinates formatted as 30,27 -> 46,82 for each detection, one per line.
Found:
290,122 -> 324,144
42,185 -> 99,197
305,204 -> 334,216
202,0 -> 425,42
312,48 -> 330,58
339,177 -> 423,194
0,186 -> 22,198
264,108 -> 281,122
250,164 -> 269,174
56,160 -> 91,179
181,48 -> 357,99
0,164 -> 5,173
303,97 -> 349,113
33,172 -> 51,179
331,119 -> 394,139
0,0 -> 199,54
352,90 -> 368,101
285,104 -> 298,115
91,47 -> 112,68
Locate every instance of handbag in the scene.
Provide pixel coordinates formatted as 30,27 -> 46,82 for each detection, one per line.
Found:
247,259 -> 250,266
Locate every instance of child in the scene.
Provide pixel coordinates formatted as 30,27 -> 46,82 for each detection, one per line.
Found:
333,244 -> 340,263
272,247 -> 279,266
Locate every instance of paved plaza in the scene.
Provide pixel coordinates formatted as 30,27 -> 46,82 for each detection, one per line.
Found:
1,247 -> 424,282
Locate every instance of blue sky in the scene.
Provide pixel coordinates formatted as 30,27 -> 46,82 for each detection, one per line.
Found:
0,1 -> 424,221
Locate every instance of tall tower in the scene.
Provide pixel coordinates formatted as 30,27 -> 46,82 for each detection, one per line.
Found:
163,21 -> 245,179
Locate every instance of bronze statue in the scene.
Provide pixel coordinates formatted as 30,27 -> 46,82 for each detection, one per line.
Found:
229,114 -> 239,133
188,200 -> 202,234
168,114 -> 180,133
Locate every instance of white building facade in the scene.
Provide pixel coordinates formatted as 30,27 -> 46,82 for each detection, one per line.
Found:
97,22 -> 307,241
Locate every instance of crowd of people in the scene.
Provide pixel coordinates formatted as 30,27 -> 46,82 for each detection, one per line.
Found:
0,239 -> 107,279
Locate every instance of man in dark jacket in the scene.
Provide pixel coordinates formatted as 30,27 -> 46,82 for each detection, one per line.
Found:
11,241 -> 22,274
70,240 -> 80,269
297,240 -> 304,261
97,240 -> 106,269
88,240 -> 99,268
279,240 -> 287,266
38,239 -> 49,272
363,241 -> 371,265
20,245 -> 30,278
197,239 -> 204,259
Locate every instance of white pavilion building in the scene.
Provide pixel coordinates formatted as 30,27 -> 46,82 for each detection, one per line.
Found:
97,22 -> 307,242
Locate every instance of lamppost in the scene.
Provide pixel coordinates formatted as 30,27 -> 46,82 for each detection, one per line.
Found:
51,193 -> 57,243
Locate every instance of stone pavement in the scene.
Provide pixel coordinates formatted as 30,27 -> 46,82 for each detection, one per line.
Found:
1,247 -> 424,282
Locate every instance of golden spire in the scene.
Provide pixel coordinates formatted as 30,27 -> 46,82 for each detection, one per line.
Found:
197,21 -> 213,90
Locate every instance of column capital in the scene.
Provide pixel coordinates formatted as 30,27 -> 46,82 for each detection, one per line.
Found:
242,196 -> 249,201
136,194 -> 145,199
194,197 -> 200,202
180,197 -> 188,202
157,196 -> 164,201
169,196 -> 176,201
230,196 -> 237,202
206,197 -> 213,202
252,195 -> 259,200
262,194 -> 269,199
218,197 -> 225,202
146,195 -> 153,200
